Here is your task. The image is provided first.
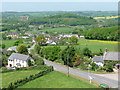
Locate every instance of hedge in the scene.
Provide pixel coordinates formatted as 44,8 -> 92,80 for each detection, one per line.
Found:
6,66 -> 53,89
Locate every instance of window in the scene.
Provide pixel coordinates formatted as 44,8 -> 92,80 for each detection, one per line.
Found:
22,61 -> 24,63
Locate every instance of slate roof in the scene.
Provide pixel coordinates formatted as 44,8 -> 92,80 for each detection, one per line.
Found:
103,51 -> 120,61
93,56 -> 104,62
8,46 -> 17,52
8,53 -> 30,61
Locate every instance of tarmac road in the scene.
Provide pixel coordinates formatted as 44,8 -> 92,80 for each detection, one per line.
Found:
44,59 -> 118,88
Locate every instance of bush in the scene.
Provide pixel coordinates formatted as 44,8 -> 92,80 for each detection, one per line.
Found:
54,59 -> 64,64
103,64 -> 113,72
79,63 -> 88,70
1,67 -> 13,73
32,56 -> 44,65
7,65 -> 53,89
91,62 -> 99,71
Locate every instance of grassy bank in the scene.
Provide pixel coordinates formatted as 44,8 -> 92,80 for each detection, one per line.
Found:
18,71 -> 97,88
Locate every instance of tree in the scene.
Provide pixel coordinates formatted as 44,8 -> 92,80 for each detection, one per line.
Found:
14,40 -> 23,46
1,44 -> 6,49
49,46 -> 61,61
73,54 -> 82,67
61,46 -> 76,67
28,60 -> 32,66
82,47 -> 92,57
35,35 -> 46,45
34,44 -> 41,54
59,37 -> 68,45
103,64 -> 113,72
17,44 -> 28,55
91,62 -> 98,71
68,36 -> 78,44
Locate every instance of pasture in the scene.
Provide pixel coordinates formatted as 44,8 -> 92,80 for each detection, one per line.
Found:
1,70 -> 41,88
27,27 -> 75,34
18,71 -> 97,88
45,38 -> 118,53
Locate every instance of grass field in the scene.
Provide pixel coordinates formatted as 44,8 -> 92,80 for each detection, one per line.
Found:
77,38 -> 118,52
1,39 -> 18,49
18,71 -> 97,88
27,27 -> 75,34
45,38 -> 117,53
1,70 -> 41,88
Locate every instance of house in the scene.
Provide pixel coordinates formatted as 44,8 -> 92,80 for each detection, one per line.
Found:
79,35 -> 85,38
8,53 -> 34,67
103,51 -> 120,61
24,33 -> 34,37
93,56 -> 104,67
93,50 -> 120,68
46,39 -> 56,45
6,33 -> 19,38
21,36 -> 29,39
7,46 -> 17,52
59,34 -> 79,39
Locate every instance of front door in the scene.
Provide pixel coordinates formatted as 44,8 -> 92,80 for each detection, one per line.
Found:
10,64 -> 12,67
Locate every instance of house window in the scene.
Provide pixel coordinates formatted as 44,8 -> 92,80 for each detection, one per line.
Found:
22,61 -> 24,63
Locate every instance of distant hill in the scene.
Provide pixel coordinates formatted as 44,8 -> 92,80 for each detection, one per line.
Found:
29,13 -> 96,26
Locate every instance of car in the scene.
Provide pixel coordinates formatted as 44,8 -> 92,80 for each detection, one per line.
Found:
99,84 -> 109,90
9,67 -> 16,70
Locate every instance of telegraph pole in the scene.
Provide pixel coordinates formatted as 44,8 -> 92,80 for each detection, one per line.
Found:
67,54 -> 69,77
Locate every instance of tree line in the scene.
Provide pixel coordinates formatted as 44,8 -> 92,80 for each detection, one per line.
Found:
83,26 -> 119,41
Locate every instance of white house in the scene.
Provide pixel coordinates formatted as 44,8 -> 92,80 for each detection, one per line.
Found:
8,53 -> 34,67
93,51 -> 120,68
6,33 -> 19,38
79,35 -> 85,38
93,56 -> 104,67
7,46 -> 17,52
59,34 -> 79,39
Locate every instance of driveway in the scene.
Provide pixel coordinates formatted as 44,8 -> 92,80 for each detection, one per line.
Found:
44,59 -> 119,88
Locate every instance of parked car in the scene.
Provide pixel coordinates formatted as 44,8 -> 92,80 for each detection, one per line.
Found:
99,84 -> 109,90
9,67 -> 16,70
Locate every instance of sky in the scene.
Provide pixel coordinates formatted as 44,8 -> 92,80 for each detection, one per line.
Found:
1,0 -> 119,12
1,0 -> 119,2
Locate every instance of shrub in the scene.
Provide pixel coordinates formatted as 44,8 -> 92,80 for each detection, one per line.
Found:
103,64 -> 113,72
32,56 -> 44,65
1,67 -> 13,73
7,66 -> 53,89
91,62 -> 99,71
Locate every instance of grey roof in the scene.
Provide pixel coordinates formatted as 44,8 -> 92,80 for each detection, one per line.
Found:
8,53 -> 30,61
103,51 -> 120,61
93,56 -> 104,62
8,46 -> 17,52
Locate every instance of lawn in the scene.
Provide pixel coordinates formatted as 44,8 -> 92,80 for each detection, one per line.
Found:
18,71 -> 97,88
1,70 -> 41,88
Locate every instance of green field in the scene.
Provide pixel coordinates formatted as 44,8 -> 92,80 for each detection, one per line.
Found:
45,38 -> 117,53
1,70 -> 41,88
18,71 -> 97,88
1,40 -> 17,49
27,27 -> 75,34
77,38 -> 118,53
